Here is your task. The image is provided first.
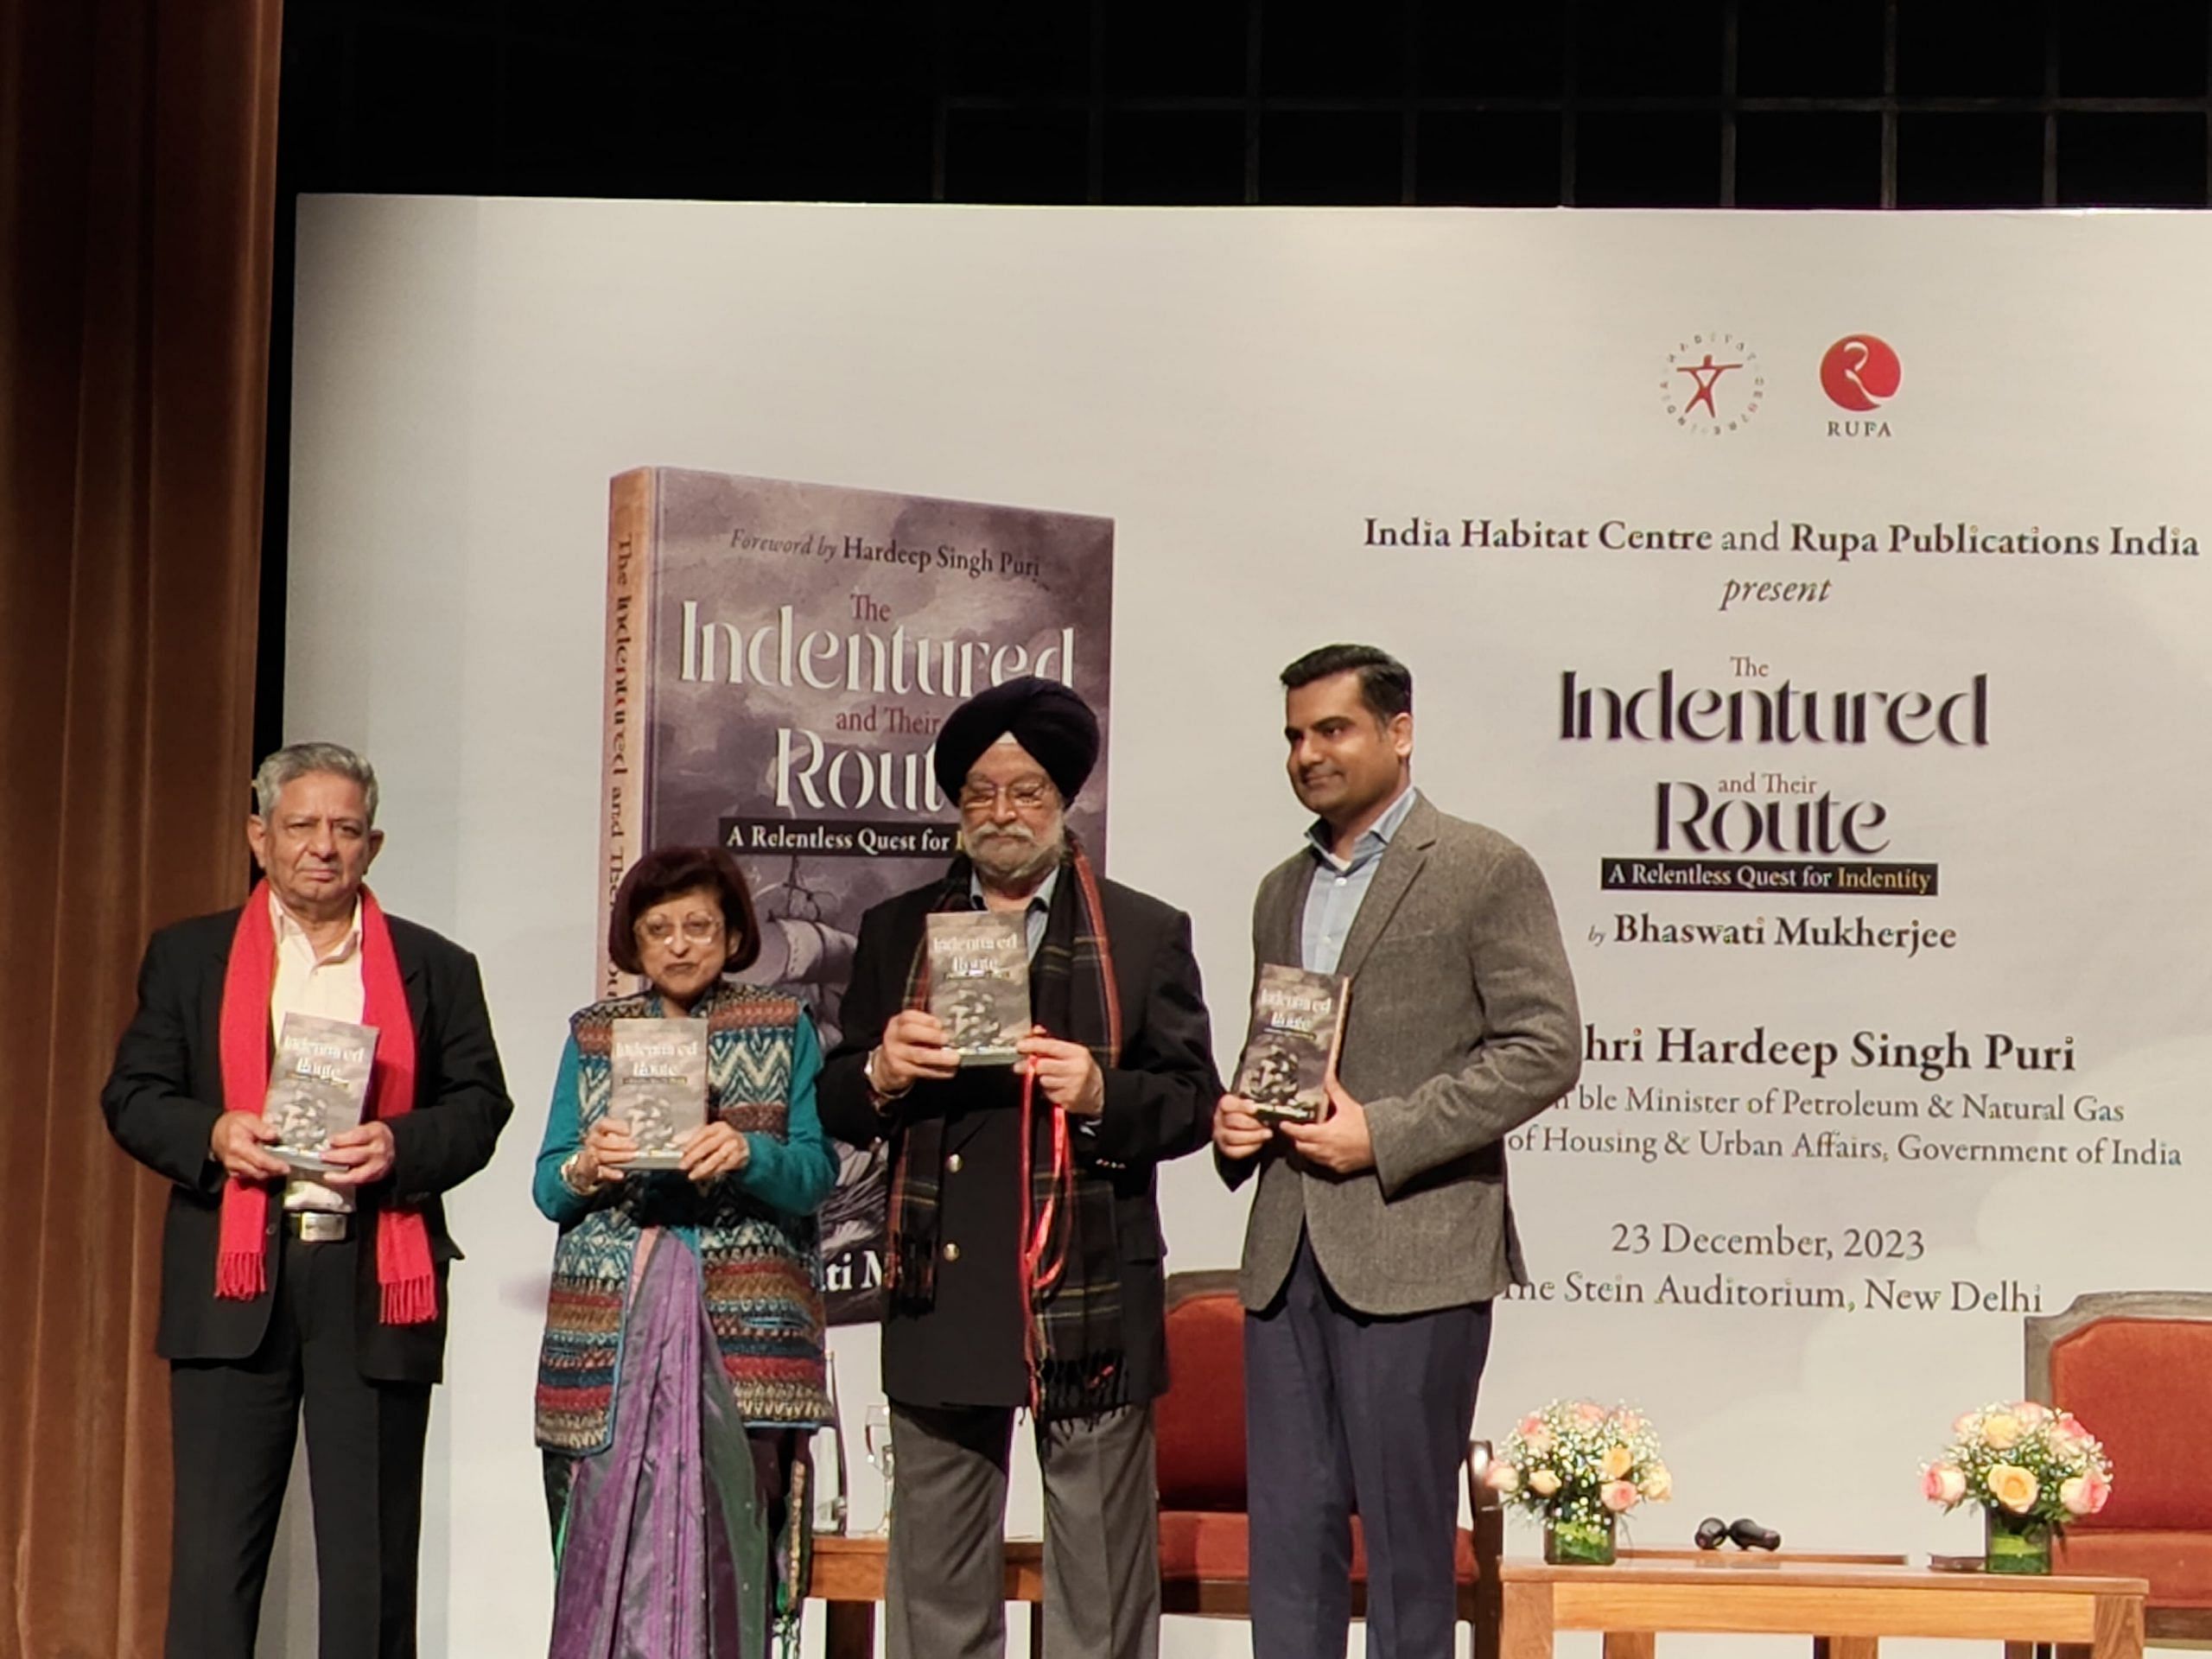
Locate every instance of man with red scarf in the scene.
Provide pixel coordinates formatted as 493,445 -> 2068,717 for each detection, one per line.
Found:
819,677 -> 1218,1659
103,742 -> 512,1659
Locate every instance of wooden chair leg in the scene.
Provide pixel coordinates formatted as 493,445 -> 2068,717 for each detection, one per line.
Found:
824,1600 -> 874,1659
1469,1576 -> 1503,1659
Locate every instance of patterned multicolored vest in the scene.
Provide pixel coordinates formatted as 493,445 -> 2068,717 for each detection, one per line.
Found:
535,983 -> 831,1454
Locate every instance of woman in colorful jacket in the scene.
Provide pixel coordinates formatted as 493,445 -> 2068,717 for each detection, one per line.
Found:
533,846 -> 836,1659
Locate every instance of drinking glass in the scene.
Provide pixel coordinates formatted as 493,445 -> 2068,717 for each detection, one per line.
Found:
863,1403 -> 896,1534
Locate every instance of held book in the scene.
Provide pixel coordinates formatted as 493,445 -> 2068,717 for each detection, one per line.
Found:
1233,964 -> 1349,1124
925,912 -> 1029,1065
610,1016 -> 711,1171
264,1013 -> 379,1173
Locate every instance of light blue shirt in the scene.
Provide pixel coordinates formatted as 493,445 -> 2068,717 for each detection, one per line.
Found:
968,865 -> 1059,958
1300,786 -> 1419,975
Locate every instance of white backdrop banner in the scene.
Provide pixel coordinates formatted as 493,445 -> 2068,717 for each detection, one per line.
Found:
282,198 -> 2209,1657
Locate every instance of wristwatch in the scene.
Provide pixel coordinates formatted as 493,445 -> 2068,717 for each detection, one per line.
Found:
558,1152 -> 593,1195
864,1046 -> 912,1111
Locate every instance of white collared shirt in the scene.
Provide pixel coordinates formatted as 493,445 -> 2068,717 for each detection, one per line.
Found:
270,890 -> 365,1213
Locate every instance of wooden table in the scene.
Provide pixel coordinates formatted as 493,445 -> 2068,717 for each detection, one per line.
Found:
1620,1550 -> 1909,1567
1499,1558 -> 2147,1659
809,1534 -> 1044,1659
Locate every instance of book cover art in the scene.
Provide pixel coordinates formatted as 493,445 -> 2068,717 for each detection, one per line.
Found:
599,467 -> 1114,1316
264,1013 -> 378,1173
1234,964 -> 1349,1124
610,1016 -> 710,1171
925,912 -> 1030,1065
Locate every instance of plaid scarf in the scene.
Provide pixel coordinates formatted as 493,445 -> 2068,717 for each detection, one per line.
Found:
885,838 -> 1128,1420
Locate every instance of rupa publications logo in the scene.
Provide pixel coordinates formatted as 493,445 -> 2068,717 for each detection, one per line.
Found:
1661,333 -> 1764,435
1820,334 -> 1900,439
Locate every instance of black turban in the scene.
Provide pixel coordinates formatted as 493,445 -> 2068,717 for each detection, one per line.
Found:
932,676 -> 1100,803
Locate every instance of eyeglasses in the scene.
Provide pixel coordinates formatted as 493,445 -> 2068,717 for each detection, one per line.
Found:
638,915 -> 725,946
957,779 -> 1058,813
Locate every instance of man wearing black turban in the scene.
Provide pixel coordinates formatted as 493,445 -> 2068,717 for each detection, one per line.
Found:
820,676 -> 1220,1659
928,674 -> 1102,805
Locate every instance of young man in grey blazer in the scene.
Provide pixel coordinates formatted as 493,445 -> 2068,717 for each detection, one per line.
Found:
1215,644 -> 1580,1659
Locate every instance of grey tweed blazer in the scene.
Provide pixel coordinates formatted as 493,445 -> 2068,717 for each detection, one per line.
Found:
1221,792 -> 1580,1316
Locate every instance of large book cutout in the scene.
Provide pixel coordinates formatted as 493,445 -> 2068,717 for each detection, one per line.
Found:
599,467 -> 1113,1314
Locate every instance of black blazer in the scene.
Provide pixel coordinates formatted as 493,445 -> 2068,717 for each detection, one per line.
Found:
101,906 -> 513,1384
818,872 -> 1220,1407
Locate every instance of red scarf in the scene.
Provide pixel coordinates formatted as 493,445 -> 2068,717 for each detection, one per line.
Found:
215,881 -> 436,1324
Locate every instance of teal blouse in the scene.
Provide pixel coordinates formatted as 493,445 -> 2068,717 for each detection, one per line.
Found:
531,1008 -> 834,1230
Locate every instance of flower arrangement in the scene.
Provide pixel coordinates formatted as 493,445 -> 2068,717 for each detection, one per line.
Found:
1922,1401 -> 2113,1573
1485,1400 -> 1671,1564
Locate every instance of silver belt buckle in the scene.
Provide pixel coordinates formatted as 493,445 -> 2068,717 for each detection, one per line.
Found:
295,1211 -> 349,1243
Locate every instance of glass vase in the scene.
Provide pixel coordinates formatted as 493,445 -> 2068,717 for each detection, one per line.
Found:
1544,1512 -> 1618,1567
1983,1508 -> 2053,1574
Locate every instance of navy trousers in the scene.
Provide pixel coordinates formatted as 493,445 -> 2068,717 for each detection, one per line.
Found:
1244,1234 -> 1492,1659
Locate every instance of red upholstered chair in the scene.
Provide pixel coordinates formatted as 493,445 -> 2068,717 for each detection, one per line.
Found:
2028,1292 -> 2212,1640
1154,1269 -> 1503,1659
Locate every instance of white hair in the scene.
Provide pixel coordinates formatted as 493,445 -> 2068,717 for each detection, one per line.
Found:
252,742 -> 379,826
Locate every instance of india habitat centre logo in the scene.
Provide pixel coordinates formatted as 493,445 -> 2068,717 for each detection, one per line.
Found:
1821,334 -> 1902,412
1661,334 -> 1764,435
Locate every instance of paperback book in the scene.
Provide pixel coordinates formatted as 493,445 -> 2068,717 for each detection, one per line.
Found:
611,1016 -> 710,1171
1233,964 -> 1349,1124
264,1013 -> 378,1173
925,912 -> 1030,1065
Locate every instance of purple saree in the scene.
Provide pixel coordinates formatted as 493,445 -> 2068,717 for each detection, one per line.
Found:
548,1234 -> 784,1659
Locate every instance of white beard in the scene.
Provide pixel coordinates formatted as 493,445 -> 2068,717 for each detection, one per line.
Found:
966,817 -> 1065,891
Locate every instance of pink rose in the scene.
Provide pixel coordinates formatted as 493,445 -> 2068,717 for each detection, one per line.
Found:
2014,1401 -> 2050,1426
1484,1462 -> 1522,1494
1601,1481 -> 1639,1514
1614,1410 -> 1646,1434
1576,1402 -> 1608,1427
1519,1413 -> 1548,1439
1953,1411 -> 1980,1437
1981,1413 -> 2024,1451
1923,1465 -> 1967,1505
1523,1427 -> 1554,1456
2071,1469 -> 2112,1515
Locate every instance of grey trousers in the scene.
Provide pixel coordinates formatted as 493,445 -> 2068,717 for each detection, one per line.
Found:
883,1399 -> 1160,1659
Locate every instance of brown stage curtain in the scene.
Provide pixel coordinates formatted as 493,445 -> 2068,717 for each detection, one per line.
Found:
0,0 -> 283,1654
